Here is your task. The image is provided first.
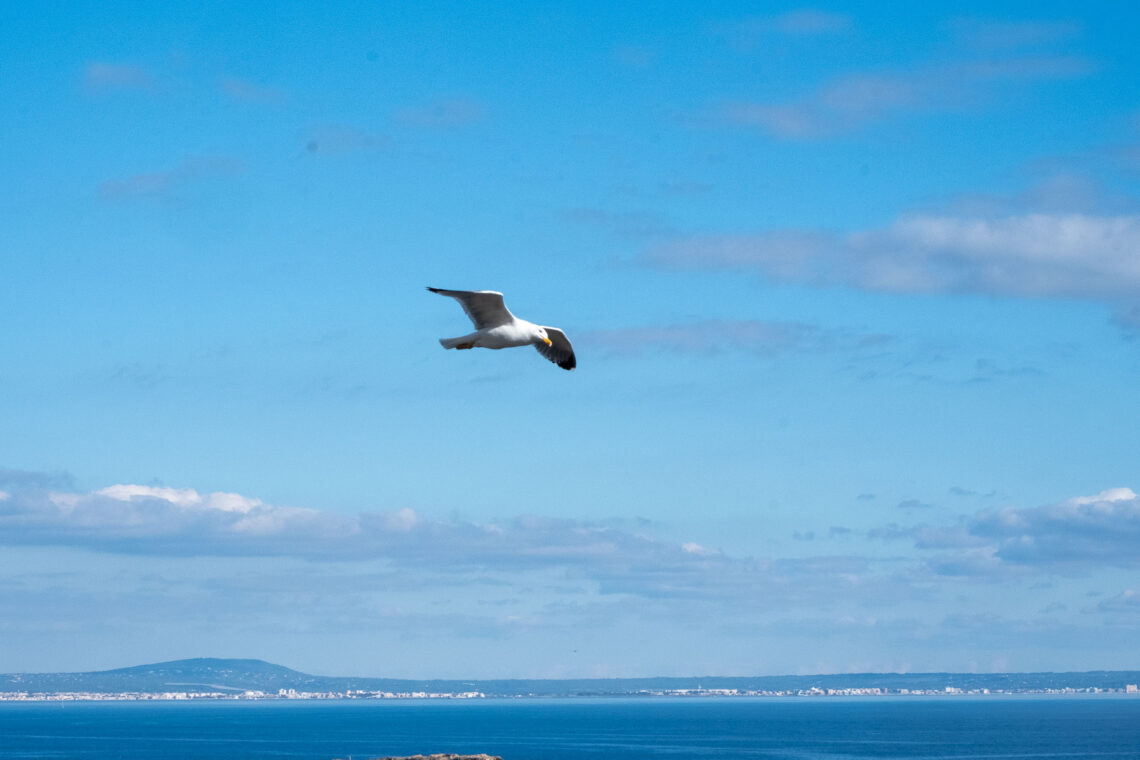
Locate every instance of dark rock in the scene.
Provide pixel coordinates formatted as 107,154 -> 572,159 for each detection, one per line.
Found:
368,756 -> 502,760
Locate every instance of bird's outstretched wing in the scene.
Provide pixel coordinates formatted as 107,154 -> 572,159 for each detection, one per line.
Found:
427,287 -> 514,329
536,326 -> 576,370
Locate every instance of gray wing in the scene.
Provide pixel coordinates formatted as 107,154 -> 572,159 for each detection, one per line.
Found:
427,287 -> 514,329
535,326 -> 576,371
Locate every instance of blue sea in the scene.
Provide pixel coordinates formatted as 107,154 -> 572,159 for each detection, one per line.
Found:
1,697 -> 1138,759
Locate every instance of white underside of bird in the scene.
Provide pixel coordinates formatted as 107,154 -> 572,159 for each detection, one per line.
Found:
438,321 -> 544,350
428,287 -> 576,370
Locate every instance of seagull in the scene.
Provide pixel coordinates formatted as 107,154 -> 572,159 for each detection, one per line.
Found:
427,287 -> 576,370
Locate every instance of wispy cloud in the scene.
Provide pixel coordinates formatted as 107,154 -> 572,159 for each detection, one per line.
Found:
304,125 -> 388,155
563,207 -> 676,239
1095,589 -> 1140,614
717,9 -> 854,49
645,212 -> 1140,300
394,97 -> 486,129
585,319 -> 888,358
83,61 -> 157,93
0,469 -> 74,491
220,76 -> 286,105
104,362 -> 172,390
949,486 -> 996,498
710,56 -> 1094,139
1112,305 -> 1140,337
948,18 -> 1082,51
98,157 -> 242,199
611,44 -> 656,69
951,172 -> 1140,217
766,9 -> 853,35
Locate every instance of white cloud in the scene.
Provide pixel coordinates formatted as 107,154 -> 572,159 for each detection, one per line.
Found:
973,488 -> 1140,566
864,214 -> 1140,296
382,507 -> 419,532
1070,487 -> 1137,505
204,491 -> 266,513
8,482 -> 343,553
11,474 -> 1136,616
646,213 -> 1140,300
0,476 -> 911,608
881,487 -> 1140,573
97,484 -> 203,508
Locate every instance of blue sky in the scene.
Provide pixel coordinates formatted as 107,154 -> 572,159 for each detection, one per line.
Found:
3,1 -> 1140,678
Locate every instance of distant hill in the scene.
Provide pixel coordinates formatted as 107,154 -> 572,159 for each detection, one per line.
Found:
0,658 -> 518,695
3,658 -> 1139,696
0,658 -> 315,694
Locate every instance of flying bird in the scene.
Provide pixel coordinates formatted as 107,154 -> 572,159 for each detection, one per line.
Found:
427,287 -> 576,370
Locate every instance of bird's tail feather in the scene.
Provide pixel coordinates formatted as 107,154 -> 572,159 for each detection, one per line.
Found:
439,337 -> 464,349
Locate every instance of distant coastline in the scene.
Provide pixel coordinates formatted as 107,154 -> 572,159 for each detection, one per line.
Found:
4,685 -> 1140,703
2,658 -> 1139,702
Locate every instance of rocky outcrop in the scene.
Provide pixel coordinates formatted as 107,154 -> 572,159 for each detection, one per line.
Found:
370,756 -> 502,760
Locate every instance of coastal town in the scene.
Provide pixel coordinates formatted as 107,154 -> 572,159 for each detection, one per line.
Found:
2,684 -> 1137,702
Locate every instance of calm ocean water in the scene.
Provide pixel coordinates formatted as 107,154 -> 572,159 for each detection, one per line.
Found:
1,697 -> 1138,760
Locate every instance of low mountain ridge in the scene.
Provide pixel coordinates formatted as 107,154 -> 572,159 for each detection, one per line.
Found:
96,658 -> 311,691
1,658 -> 315,694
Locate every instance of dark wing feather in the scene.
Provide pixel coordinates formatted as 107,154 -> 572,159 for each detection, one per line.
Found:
535,326 -> 576,370
427,287 -> 514,329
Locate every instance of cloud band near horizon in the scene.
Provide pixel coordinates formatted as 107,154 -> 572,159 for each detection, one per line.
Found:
3,472 -> 1138,598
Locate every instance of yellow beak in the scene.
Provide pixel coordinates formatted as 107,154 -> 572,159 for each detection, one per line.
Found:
542,337 -> 553,347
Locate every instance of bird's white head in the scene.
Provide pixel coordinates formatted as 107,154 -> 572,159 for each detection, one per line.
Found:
535,327 -> 553,347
